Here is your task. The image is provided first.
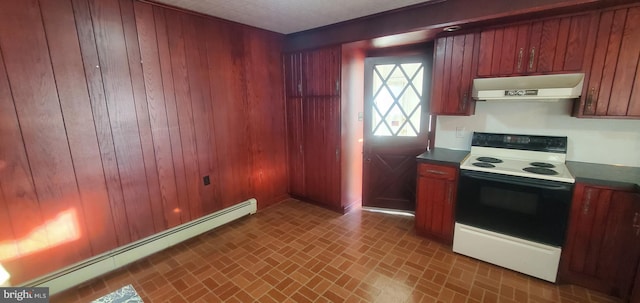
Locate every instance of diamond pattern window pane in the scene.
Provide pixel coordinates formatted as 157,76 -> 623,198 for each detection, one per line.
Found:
371,62 -> 424,137
398,123 -> 418,137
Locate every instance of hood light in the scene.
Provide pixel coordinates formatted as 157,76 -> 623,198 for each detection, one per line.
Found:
443,25 -> 462,32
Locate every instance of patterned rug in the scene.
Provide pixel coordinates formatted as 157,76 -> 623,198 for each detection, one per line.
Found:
91,284 -> 143,303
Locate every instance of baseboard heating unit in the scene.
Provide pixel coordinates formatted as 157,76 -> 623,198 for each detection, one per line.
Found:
21,198 -> 257,295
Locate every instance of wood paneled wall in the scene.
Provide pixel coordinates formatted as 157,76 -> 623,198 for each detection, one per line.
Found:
0,0 -> 286,285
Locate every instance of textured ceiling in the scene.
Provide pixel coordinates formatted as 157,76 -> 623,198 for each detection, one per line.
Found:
152,0 -> 437,34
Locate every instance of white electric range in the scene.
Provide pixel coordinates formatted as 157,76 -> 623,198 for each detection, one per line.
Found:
454,132 -> 575,282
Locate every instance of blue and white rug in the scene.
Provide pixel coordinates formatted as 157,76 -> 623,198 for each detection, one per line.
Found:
92,284 -> 143,303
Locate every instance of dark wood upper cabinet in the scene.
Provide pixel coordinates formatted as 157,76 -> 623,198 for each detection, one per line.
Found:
304,47 -> 341,97
478,13 -> 592,77
560,183 -> 640,299
574,5 -> 640,118
284,52 -> 303,97
431,33 -> 478,116
284,47 -> 341,98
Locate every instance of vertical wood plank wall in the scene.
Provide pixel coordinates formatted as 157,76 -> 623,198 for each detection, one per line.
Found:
0,0 -> 287,285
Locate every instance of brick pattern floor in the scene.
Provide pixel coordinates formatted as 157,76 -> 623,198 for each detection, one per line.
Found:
52,199 -> 621,302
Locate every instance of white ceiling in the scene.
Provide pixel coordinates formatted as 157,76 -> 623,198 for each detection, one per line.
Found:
153,0 -> 437,34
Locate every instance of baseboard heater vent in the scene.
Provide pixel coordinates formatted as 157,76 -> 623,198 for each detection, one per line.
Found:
22,198 -> 257,295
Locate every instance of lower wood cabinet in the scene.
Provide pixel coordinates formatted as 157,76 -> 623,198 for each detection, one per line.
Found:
560,182 -> 640,299
415,162 -> 458,245
633,263 -> 640,303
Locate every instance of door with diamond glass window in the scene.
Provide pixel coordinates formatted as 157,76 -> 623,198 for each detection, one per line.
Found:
363,54 -> 432,211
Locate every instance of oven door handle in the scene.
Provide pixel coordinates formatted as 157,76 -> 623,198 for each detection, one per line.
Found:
461,170 -> 572,191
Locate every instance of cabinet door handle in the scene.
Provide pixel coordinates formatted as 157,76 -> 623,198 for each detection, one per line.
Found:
529,47 -> 536,71
335,148 -> 339,162
583,190 -> 592,215
517,48 -> 524,72
335,80 -> 340,95
299,144 -> 303,153
426,169 -> 447,175
460,92 -> 468,112
297,82 -> 302,94
447,185 -> 453,205
585,87 -> 595,113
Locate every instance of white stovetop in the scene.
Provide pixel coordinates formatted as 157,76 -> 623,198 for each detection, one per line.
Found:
460,147 -> 575,183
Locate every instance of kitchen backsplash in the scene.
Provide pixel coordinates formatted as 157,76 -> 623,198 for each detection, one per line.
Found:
435,100 -> 640,167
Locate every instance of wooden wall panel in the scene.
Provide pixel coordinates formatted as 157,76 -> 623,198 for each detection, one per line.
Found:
134,2 -> 181,228
206,20 -> 253,208
0,41 -> 40,285
39,0 -> 118,255
71,0 -> 132,246
88,0 -> 155,241
152,6 -> 191,223
0,0 -> 286,285
119,0 -> 166,233
182,14 -> 218,213
0,0 -> 92,280
244,29 -> 288,208
165,10 -> 202,220
195,17 -> 223,214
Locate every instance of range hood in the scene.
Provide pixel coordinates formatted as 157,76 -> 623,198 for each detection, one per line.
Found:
472,73 -> 584,101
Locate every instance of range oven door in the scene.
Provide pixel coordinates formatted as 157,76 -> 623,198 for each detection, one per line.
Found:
456,170 -> 573,247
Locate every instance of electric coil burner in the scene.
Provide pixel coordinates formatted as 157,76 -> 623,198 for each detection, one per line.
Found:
454,132 -> 575,283
523,167 -> 558,175
476,157 -> 503,163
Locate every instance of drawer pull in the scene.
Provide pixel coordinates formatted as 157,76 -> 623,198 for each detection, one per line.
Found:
447,186 -> 453,205
426,169 -> 447,175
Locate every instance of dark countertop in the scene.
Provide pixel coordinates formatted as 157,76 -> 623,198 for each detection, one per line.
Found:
566,161 -> 640,191
416,148 -> 639,191
416,148 -> 469,167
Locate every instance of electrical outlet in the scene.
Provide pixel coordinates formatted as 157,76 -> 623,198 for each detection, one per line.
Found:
456,127 -> 465,138
203,175 -> 210,186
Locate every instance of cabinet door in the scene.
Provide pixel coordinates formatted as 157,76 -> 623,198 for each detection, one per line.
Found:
415,163 -> 457,244
304,46 -> 341,97
284,52 -> 303,97
302,97 -> 341,207
431,33 -> 477,116
478,25 -> 528,76
560,184 -> 640,298
286,97 -> 305,196
577,6 -> 640,117
632,255 -> 640,303
478,14 -> 591,76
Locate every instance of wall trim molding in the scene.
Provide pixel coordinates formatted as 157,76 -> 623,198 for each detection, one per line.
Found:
22,199 -> 258,295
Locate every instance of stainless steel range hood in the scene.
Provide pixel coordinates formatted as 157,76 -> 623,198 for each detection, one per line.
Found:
472,73 -> 584,101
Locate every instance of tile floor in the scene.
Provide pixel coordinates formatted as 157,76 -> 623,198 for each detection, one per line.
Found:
52,199 -> 621,302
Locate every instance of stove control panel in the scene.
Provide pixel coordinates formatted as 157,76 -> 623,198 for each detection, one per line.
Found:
472,132 -> 567,153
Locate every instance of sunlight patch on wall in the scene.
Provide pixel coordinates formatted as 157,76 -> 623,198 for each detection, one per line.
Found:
0,209 -> 81,262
